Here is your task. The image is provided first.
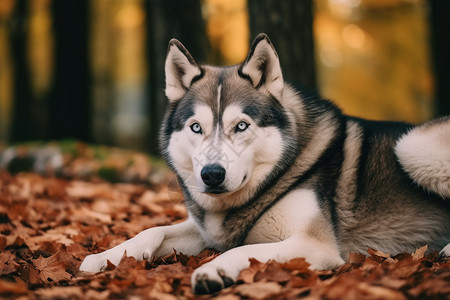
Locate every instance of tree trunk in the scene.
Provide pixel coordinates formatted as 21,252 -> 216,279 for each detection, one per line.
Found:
49,0 -> 91,141
145,0 -> 208,155
429,0 -> 450,117
247,0 -> 317,92
9,0 -> 35,142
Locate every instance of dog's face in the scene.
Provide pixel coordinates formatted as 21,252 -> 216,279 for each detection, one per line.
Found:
161,35 -> 291,211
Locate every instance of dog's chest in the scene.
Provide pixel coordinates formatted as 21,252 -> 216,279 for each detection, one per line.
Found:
198,189 -> 322,250
245,189 -> 322,244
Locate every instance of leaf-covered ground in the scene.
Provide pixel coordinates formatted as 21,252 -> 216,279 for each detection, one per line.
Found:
0,144 -> 449,299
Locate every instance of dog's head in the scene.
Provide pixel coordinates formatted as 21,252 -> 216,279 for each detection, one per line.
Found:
160,34 -> 297,211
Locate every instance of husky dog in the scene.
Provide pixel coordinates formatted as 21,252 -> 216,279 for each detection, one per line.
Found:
80,34 -> 450,294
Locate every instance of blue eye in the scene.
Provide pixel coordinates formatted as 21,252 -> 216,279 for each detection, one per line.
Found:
190,123 -> 202,134
235,121 -> 249,132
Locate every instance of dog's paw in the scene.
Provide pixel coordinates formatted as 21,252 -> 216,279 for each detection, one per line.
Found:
439,243 -> 450,257
80,247 -> 130,273
192,265 -> 236,294
79,252 -> 112,273
80,242 -> 160,273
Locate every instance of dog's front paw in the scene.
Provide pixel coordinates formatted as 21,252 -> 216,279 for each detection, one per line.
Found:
191,262 -> 243,294
80,248 -> 126,273
79,253 -> 110,273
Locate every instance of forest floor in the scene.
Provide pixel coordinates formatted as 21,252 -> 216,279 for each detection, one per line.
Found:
0,142 -> 449,299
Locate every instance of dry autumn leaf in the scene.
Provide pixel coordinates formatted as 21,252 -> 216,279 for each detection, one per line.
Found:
32,252 -> 73,283
0,170 -> 449,299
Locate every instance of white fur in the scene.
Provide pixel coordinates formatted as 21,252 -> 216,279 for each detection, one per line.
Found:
395,121 -> 450,198
440,243 -> 450,257
246,189 -> 336,246
216,85 -> 222,115
79,218 -> 205,272
192,189 -> 344,290
167,103 -> 284,212
165,43 -> 201,102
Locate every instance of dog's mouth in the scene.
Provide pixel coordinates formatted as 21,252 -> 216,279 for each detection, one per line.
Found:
204,186 -> 228,195
203,173 -> 248,197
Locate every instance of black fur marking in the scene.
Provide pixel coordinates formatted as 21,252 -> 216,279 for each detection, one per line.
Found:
350,117 -> 413,205
167,39 -> 199,68
314,116 -> 347,238
242,96 -> 288,129
190,67 -> 205,85
164,100 -> 195,135
163,101 -> 180,137
237,68 -> 253,85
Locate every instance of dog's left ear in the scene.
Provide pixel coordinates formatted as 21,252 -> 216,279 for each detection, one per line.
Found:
165,39 -> 202,102
240,33 -> 284,98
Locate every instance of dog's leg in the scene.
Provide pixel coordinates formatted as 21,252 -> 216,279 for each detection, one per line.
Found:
395,116 -> 450,198
79,218 -> 205,272
191,233 -> 344,294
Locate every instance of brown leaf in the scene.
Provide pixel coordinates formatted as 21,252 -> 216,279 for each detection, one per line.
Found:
235,281 -> 282,299
256,260 -> 291,283
0,278 -> 28,295
280,257 -> 311,271
358,282 -> 407,300
368,248 -> 391,262
33,252 -> 72,283
390,257 -> 421,279
348,252 -> 366,265
35,286 -> 84,299
0,235 -> 7,251
412,244 -> 428,260
0,251 -> 19,275
237,258 -> 266,283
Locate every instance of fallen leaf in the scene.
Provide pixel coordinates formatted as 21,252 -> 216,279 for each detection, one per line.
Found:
0,279 -> 27,295
237,258 -> 265,283
0,251 -> 19,275
235,281 -> 282,299
348,252 -> 366,265
368,248 -> 391,262
33,252 -> 72,283
412,244 -> 428,260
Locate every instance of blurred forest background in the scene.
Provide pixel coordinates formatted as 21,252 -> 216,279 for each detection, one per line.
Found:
0,0 -> 449,154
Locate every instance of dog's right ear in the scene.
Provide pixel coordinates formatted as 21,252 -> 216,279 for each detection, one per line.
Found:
239,33 -> 283,99
165,39 -> 202,102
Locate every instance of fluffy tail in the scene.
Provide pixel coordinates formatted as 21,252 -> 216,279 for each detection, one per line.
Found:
395,117 -> 450,198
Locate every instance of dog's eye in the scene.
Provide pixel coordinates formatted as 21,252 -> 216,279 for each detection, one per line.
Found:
235,121 -> 249,133
190,123 -> 202,134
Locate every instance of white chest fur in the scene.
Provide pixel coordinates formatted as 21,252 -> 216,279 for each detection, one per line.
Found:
244,189 -> 322,244
198,189 -> 331,252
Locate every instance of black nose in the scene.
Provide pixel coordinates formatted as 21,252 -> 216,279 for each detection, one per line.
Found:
201,164 -> 226,187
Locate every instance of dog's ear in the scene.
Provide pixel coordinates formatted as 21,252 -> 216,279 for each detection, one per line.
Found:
240,33 -> 284,98
165,39 -> 202,102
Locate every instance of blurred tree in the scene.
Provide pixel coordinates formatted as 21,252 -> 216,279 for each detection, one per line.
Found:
9,0 -> 36,142
429,0 -> 450,117
49,0 -> 91,141
247,0 -> 317,91
145,0 -> 208,155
